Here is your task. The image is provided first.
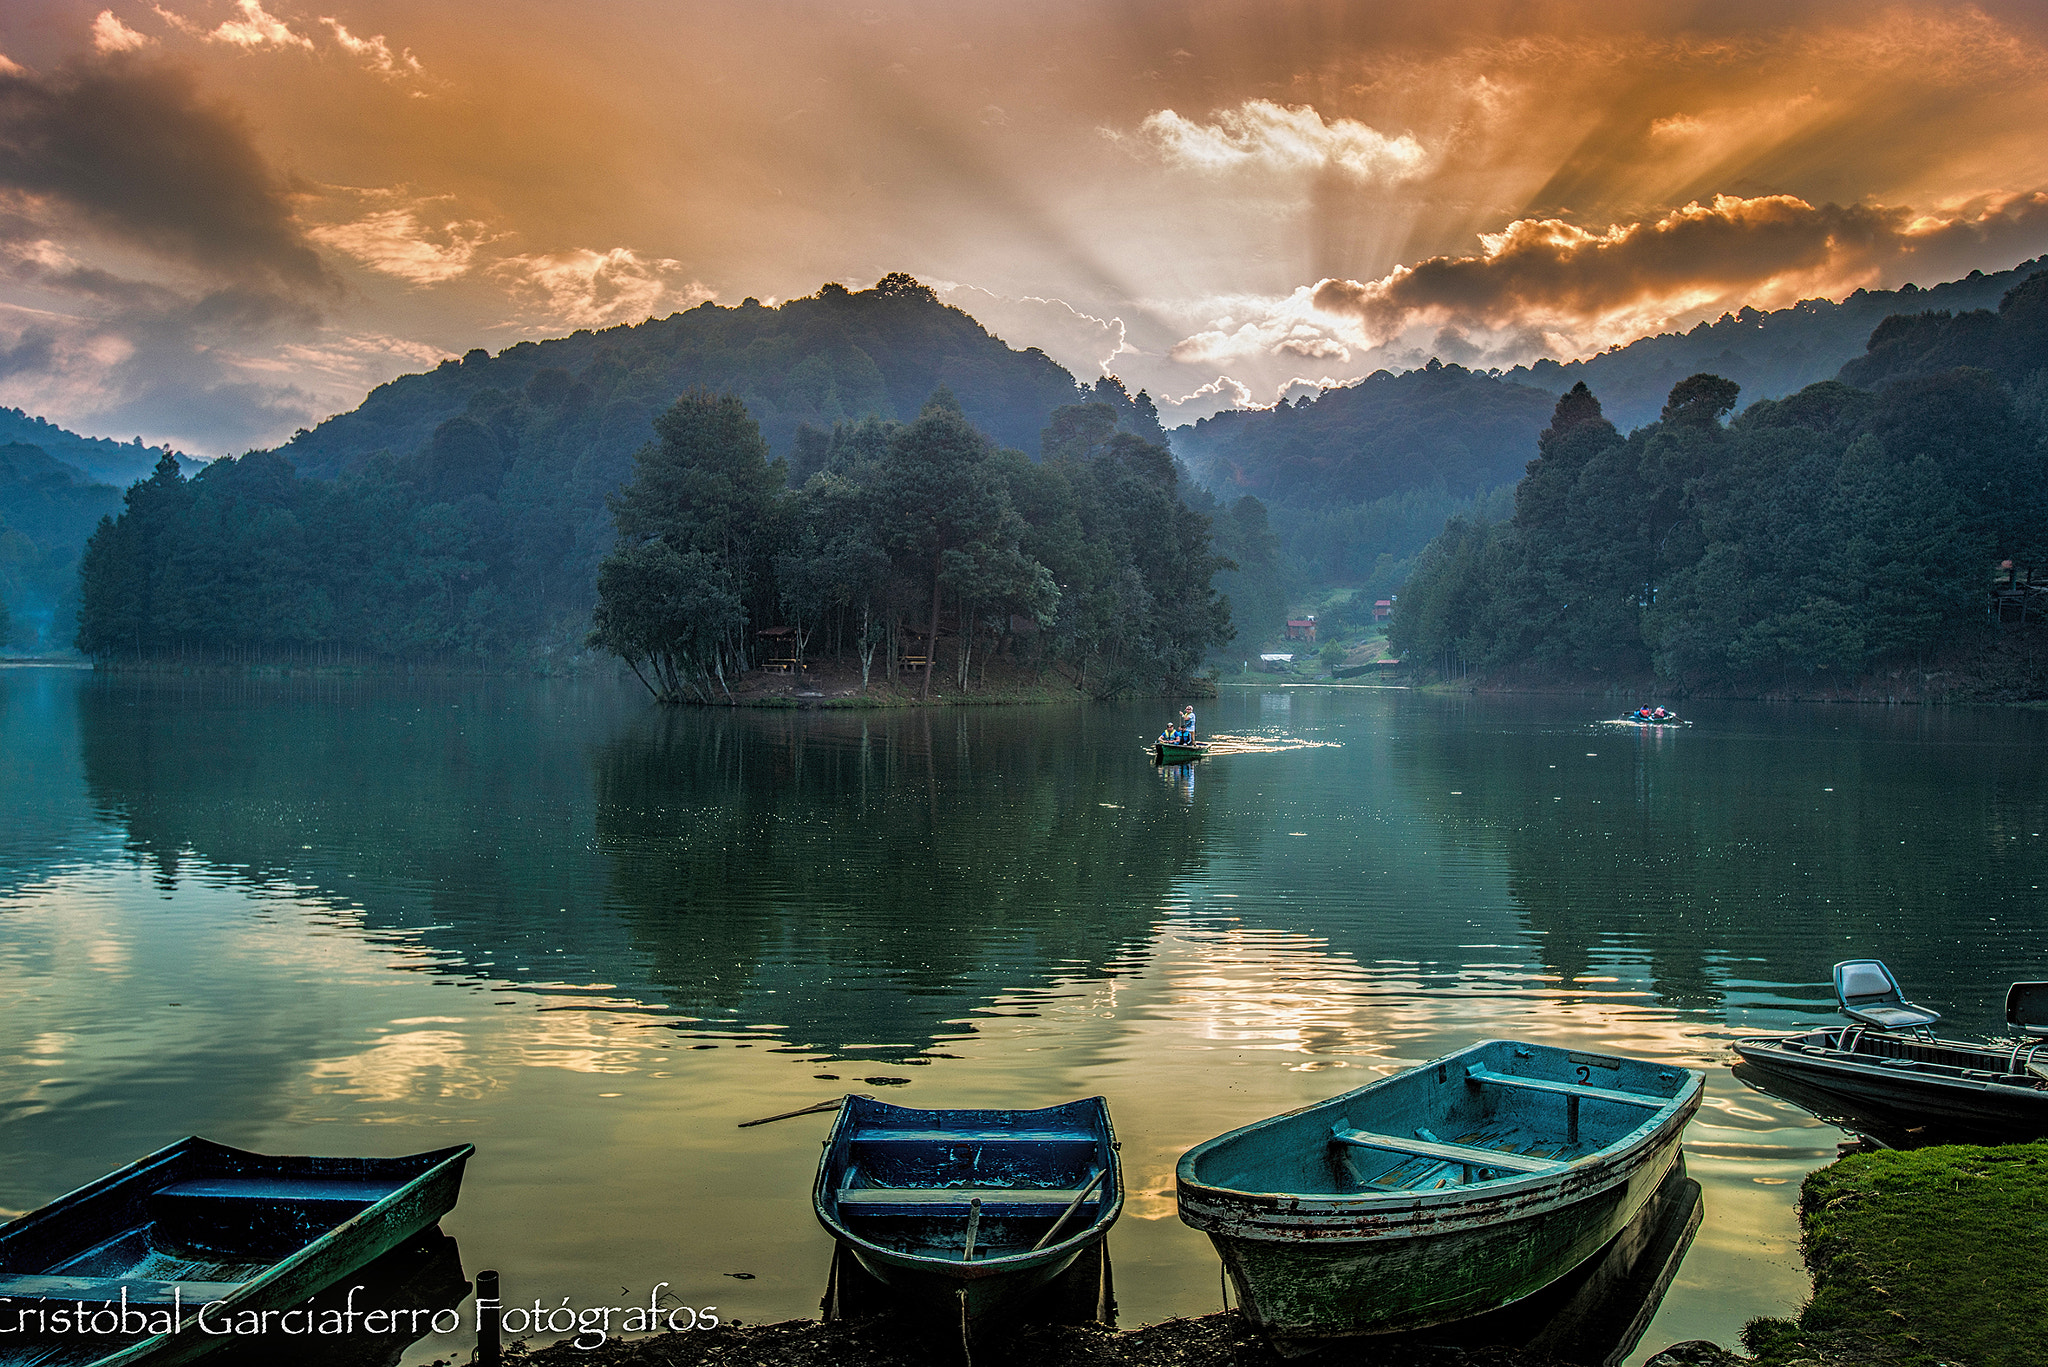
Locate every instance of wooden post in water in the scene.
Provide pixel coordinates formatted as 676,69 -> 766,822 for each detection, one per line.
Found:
475,1268 -> 501,1365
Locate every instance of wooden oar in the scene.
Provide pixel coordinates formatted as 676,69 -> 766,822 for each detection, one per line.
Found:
962,1198 -> 982,1262
1029,1168 -> 1107,1251
737,1097 -> 844,1128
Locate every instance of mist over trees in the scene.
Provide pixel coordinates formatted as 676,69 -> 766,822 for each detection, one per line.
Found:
589,388 -> 1232,702
1390,272 -> 2048,689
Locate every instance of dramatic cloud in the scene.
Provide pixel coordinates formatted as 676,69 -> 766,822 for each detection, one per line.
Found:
1304,192 -> 2048,356
9,1 -> 2048,440
0,58 -> 344,450
0,60 -> 333,294
307,196 -> 493,284
91,11 -> 153,53
490,248 -> 714,331
1135,101 -> 1431,184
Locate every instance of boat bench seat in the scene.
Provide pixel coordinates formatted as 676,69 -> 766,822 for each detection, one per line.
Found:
0,1272 -> 244,1304
150,1177 -> 391,1216
1464,1065 -> 1667,1109
1330,1127 -> 1565,1175
837,1186 -> 1100,1217
143,1177 -> 395,1256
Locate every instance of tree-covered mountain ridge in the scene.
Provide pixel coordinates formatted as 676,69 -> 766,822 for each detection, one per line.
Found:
1389,269 -> 2048,700
1173,256 -> 2043,517
274,274 -> 1119,481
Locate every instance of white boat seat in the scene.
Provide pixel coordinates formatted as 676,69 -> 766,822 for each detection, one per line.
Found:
1834,959 -> 1941,1033
1329,1126 -> 1565,1175
1462,1065 -> 1667,1109
836,1186 -> 1098,1216
0,1272 -> 244,1304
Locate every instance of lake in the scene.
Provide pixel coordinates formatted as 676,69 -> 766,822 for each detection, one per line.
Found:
3,665 -> 2044,1363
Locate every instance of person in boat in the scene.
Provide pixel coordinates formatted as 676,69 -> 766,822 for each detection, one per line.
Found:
1633,706 -> 1652,721
1651,706 -> 1671,721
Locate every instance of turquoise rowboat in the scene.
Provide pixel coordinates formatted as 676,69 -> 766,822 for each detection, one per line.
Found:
0,1137 -> 473,1367
1176,1040 -> 1702,1347
813,1095 -> 1122,1335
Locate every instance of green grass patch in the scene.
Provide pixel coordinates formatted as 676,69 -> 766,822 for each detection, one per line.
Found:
1744,1142 -> 2048,1367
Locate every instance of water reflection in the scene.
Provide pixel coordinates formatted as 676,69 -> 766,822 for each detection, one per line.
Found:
1387,698 -> 2048,1029
6,674 -> 2046,1360
593,706 -> 1211,1059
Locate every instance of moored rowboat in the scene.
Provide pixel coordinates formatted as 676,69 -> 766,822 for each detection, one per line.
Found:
1175,1040 -> 1702,1347
0,1137 -> 473,1367
813,1095 -> 1122,1333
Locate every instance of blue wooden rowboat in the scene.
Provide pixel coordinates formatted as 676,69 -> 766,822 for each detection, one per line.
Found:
1176,1040 -> 1702,1347
0,1137 -> 473,1367
813,1096 -> 1122,1336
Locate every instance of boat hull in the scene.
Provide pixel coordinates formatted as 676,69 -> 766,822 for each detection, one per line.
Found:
1733,1028 -> 2048,1141
0,1138 -> 473,1367
1154,743 -> 1207,763
1177,1040 -> 1702,1345
813,1096 -> 1122,1333
1203,1129 -> 1685,1342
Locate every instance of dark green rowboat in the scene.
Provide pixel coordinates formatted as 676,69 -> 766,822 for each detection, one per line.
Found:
814,1095 -> 1122,1336
1153,741 -> 1207,763
1176,1040 -> 1702,1348
0,1137 -> 473,1367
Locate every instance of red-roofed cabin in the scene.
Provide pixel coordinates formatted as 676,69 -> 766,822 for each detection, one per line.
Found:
1284,618 -> 1317,642
1372,599 -> 1392,622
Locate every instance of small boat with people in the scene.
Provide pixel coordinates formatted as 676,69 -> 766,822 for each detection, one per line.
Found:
1615,706 -> 1686,726
0,1137 -> 473,1367
1153,703 -> 1207,763
813,1095 -> 1123,1339
1175,1039 -> 1703,1349
1732,961 -> 2048,1142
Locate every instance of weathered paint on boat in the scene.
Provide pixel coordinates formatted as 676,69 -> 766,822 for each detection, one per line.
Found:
1733,1027 -> 2048,1140
1175,1040 -> 1702,1346
813,1095 -> 1122,1330
0,1137 -> 473,1367
1154,742 -> 1207,762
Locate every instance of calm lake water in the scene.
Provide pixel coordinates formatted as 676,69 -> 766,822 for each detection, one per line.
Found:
3,665 -> 2046,1363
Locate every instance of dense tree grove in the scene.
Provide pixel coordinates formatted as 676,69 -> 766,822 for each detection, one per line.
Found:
71,277 -> 1221,672
590,389 -> 1232,701
1391,274 -> 2048,687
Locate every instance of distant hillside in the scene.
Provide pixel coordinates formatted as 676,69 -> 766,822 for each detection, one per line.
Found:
1837,269 -> 2048,390
0,442 -> 122,650
1174,361 -> 1556,507
277,275 -> 1107,482
0,408 -> 192,488
1500,258 -> 2044,430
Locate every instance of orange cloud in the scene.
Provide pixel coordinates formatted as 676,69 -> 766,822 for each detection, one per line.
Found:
1304,192 -> 2048,355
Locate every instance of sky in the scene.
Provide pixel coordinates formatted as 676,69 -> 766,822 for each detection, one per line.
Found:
3,0 -> 2048,455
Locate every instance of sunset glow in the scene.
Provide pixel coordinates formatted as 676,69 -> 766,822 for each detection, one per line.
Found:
3,0 -> 2047,451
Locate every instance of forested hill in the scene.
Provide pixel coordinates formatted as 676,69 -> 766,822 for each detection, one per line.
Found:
1499,257 -> 2043,431
1173,362 -> 1556,507
0,409 -> 192,487
277,274 -> 1127,481
1390,271 -> 2048,696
